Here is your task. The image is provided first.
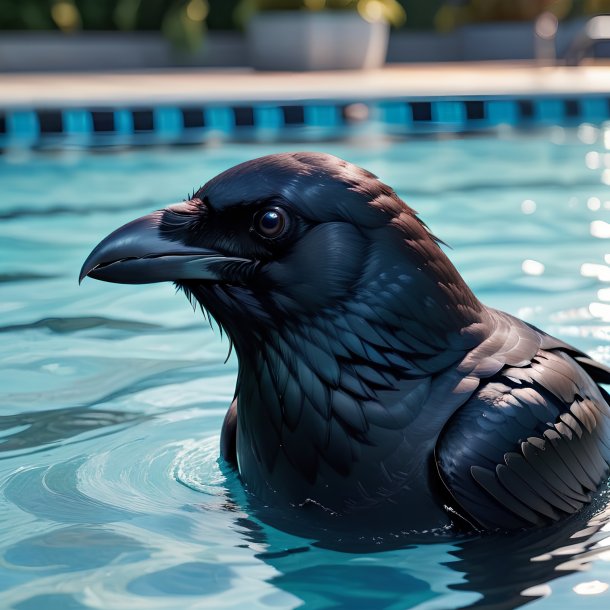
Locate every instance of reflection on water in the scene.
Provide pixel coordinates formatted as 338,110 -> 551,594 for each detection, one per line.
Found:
0,406 -> 142,455
4,400 -> 610,610
2,131 -> 610,608
218,482 -> 610,610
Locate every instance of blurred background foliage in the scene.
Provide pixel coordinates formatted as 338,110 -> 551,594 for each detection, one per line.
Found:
233,1 -> 406,28
0,0 -> 607,50
435,0 -> 600,31
0,0 -> 211,49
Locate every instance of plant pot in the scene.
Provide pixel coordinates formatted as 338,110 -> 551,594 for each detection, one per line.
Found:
457,22 -> 536,61
246,11 -> 389,71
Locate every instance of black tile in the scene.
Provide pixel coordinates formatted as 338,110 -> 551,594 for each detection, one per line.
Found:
517,100 -> 535,118
281,105 -> 305,125
37,110 -> 63,133
91,111 -> 115,133
410,102 -> 432,121
132,110 -> 154,132
0,114 -> 5,134
465,101 -> 485,120
181,108 -> 205,128
233,107 -> 255,127
564,99 -> 580,117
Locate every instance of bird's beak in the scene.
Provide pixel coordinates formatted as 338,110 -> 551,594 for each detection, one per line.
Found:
79,208 -> 247,285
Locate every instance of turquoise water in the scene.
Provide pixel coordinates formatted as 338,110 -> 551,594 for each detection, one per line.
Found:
2,129 -> 610,609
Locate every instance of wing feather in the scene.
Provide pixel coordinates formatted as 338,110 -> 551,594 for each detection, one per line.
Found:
436,346 -> 610,530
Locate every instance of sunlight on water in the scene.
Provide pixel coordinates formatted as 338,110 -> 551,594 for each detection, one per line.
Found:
2,129 -> 610,609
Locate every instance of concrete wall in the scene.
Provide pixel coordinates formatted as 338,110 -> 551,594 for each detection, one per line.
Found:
0,20 -> 593,72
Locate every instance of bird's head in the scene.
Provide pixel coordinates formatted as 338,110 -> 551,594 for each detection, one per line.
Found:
80,152 -> 481,358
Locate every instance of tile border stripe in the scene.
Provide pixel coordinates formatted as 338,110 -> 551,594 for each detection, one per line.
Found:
0,95 -> 608,146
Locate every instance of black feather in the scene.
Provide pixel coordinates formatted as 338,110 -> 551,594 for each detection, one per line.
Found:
84,152 -> 610,532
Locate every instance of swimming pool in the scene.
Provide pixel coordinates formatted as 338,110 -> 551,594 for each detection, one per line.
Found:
2,127 -> 610,609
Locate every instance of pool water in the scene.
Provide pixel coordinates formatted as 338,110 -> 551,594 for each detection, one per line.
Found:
2,128 -> 610,609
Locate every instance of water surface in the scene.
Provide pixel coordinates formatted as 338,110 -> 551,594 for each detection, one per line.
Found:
2,129 -> 610,609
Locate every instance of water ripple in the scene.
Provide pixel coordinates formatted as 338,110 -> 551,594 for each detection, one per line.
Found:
0,407 -> 142,457
172,436 -> 228,497
3,132 -> 610,609
0,201 -> 155,221
0,316 -> 162,335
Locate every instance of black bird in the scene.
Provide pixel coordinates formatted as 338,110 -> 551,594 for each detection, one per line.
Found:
80,152 -> 610,532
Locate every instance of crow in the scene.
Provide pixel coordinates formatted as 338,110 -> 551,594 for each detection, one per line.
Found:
80,152 -> 610,532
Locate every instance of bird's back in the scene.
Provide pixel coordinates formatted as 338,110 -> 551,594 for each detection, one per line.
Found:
436,308 -> 610,530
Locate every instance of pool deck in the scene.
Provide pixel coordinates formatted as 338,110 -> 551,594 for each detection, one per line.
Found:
2,61 -> 610,108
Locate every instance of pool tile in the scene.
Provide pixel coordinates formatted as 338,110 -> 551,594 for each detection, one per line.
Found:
90,111 -> 115,133
7,110 -> 39,141
410,102 -> 432,121
303,105 -> 341,127
154,107 -> 183,136
254,106 -> 283,129
63,110 -> 93,135
132,110 -> 154,132
580,98 -> 610,122
564,99 -> 580,118
486,100 -> 519,125
233,107 -> 255,127
464,101 -> 486,120
205,107 -> 234,131
114,110 -> 134,135
432,101 -> 466,125
378,102 -> 411,125
535,99 -> 565,123
281,105 -> 305,125
37,111 -> 63,134
181,108 -> 205,129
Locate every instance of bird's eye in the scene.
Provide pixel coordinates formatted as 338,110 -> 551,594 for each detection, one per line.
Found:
253,207 -> 289,239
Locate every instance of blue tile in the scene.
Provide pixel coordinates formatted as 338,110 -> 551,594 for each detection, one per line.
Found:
303,105 -> 341,127
154,107 -> 183,135
205,107 -> 234,131
486,100 -> 519,125
535,99 -> 565,123
432,101 -> 466,124
378,102 -> 411,125
114,110 -> 133,135
254,106 -> 283,129
7,111 -> 39,140
580,98 -> 609,121
63,110 -> 93,134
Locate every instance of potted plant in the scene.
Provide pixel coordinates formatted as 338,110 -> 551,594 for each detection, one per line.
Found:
236,0 -> 406,71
